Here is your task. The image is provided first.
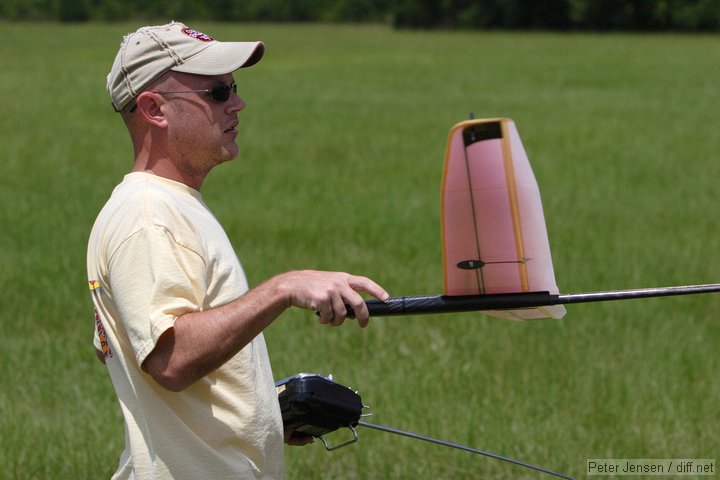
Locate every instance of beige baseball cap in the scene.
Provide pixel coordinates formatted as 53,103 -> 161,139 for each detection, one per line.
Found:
107,21 -> 264,112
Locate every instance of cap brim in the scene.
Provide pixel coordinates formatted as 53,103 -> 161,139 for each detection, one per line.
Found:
171,41 -> 264,75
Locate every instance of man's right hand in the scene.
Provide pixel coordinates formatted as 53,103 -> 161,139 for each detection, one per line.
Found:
276,270 -> 389,328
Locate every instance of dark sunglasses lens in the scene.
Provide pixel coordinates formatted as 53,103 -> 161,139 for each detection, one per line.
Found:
211,84 -> 236,102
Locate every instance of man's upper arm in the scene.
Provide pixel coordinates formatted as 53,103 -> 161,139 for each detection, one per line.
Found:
108,226 -> 207,367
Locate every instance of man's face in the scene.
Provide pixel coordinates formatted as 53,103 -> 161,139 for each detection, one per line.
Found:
159,72 -> 245,175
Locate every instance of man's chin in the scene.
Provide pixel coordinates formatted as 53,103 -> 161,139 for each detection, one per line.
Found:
220,145 -> 240,163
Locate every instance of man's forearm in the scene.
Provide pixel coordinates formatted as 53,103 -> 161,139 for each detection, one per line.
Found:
141,270 -> 388,392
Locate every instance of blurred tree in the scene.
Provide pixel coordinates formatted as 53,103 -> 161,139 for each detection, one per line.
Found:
1,0 -> 718,31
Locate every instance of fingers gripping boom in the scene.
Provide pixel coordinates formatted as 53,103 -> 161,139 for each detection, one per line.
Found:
280,270 -> 389,327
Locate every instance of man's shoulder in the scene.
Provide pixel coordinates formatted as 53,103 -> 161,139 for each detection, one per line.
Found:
108,173 -> 203,220
92,173 -> 201,242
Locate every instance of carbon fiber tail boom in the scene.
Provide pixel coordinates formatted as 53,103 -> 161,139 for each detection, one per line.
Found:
350,284 -> 720,318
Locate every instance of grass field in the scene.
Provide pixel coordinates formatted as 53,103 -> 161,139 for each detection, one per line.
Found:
1,22 -> 718,479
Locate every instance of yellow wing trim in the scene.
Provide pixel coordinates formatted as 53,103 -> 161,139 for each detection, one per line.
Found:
499,120 -> 530,292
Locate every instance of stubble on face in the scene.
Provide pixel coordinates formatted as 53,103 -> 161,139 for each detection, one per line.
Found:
160,73 -> 241,177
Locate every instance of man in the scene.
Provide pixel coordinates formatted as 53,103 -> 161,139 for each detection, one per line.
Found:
87,22 -> 389,479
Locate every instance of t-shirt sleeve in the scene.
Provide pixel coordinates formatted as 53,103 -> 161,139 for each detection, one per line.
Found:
108,225 -> 207,366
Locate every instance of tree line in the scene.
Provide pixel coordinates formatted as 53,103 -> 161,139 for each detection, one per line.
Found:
3,0 -> 719,31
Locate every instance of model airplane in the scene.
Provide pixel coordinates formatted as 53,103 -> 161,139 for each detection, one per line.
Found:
351,118 -> 720,318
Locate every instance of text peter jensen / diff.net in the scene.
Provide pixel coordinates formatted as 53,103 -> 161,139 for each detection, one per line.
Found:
587,459 -> 715,476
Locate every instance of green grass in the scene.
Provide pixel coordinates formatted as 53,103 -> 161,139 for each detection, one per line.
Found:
1,22 -> 719,479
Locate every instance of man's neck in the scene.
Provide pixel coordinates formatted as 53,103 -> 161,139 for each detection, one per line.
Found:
131,159 -> 205,191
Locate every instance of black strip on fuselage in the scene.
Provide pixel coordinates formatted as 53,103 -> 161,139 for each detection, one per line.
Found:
463,121 -> 503,146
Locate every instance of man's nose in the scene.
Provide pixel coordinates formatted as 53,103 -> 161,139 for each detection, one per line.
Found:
228,93 -> 245,112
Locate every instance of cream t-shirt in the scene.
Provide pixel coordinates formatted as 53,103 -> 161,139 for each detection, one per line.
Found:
87,172 -> 284,479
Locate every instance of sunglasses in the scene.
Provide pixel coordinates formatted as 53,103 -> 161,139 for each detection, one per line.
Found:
127,82 -> 237,113
154,82 -> 238,102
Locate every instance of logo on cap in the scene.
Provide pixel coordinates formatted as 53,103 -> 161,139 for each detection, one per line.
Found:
182,27 -> 214,42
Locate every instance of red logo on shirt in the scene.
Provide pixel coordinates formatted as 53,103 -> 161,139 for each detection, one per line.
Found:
95,309 -> 113,358
89,280 -> 113,358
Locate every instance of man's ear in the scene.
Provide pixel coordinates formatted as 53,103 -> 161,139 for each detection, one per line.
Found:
134,92 -> 168,128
